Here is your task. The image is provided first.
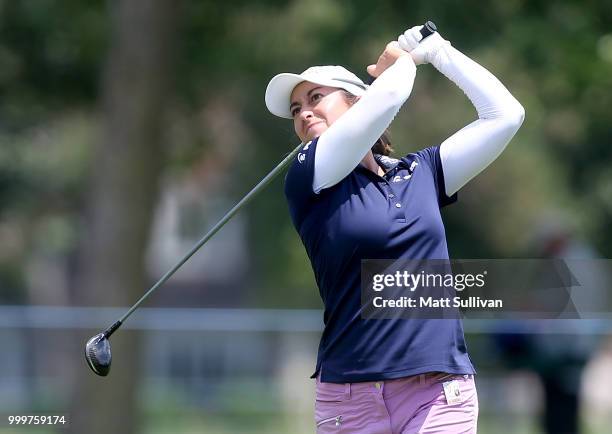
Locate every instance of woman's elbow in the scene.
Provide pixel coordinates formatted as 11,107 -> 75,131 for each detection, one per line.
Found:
499,101 -> 525,135
513,102 -> 526,126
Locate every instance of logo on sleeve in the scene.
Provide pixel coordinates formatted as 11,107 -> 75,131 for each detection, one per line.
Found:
297,141 -> 312,164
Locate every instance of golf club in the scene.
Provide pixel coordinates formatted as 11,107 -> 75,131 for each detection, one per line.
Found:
85,20 -> 437,377
85,142 -> 303,376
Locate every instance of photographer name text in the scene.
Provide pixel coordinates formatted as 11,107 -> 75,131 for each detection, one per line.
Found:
372,296 -> 502,309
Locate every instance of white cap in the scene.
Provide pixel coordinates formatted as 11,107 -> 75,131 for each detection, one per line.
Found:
265,65 -> 368,119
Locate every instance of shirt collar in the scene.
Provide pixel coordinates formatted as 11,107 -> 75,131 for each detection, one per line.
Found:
373,153 -> 401,171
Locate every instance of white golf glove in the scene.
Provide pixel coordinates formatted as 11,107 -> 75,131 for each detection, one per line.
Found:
398,26 -> 451,67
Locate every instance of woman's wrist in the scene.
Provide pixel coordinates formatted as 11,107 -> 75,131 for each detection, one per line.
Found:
367,41 -> 416,78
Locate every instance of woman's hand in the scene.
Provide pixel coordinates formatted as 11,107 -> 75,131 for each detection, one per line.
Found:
367,41 -> 415,78
398,26 -> 451,67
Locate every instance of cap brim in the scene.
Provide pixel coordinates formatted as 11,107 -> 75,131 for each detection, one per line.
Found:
265,73 -> 307,119
265,72 -> 368,119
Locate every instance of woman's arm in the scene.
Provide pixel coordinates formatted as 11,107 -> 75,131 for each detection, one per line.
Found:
312,46 -> 416,193
399,28 -> 525,196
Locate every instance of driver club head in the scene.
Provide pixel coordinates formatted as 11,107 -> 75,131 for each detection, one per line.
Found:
85,333 -> 112,376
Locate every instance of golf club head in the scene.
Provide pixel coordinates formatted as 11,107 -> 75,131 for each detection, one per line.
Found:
85,333 -> 112,376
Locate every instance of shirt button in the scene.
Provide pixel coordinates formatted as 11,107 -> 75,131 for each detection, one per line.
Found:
388,194 -> 395,198
395,203 -> 402,208
375,382 -> 381,389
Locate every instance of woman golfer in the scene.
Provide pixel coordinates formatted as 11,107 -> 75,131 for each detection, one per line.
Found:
265,24 -> 524,433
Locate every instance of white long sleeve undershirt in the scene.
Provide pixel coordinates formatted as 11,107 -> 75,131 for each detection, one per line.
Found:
312,45 -> 525,196
433,44 -> 525,195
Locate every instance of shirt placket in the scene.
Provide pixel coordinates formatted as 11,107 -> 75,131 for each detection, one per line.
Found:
380,169 -> 406,222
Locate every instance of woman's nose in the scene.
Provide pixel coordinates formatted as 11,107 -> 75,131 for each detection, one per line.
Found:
299,109 -> 314,121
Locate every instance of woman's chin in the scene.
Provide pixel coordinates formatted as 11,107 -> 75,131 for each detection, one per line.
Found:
305,126 -> 327,142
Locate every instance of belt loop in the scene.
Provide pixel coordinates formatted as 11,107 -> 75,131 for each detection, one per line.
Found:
344,382 -> 351,399
419,374 -> 426,385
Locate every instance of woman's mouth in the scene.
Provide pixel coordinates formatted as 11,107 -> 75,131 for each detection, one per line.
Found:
306,121 -> 324,134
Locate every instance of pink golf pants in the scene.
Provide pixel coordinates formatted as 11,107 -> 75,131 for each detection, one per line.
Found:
315,372 -> 478,433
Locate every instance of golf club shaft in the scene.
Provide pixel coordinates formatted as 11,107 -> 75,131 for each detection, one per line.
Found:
103,142 -> 304,338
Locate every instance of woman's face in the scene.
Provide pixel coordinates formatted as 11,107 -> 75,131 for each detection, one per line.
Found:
290,81 -> 352,143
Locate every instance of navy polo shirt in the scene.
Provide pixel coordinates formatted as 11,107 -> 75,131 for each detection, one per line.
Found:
284,138 -> 476,383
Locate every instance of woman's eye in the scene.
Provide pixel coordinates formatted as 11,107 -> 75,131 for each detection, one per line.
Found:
291,107 -> 300,117
311,93 -> 323,102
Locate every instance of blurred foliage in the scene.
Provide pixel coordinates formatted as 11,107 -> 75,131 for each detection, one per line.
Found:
0,0 -> 611,306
